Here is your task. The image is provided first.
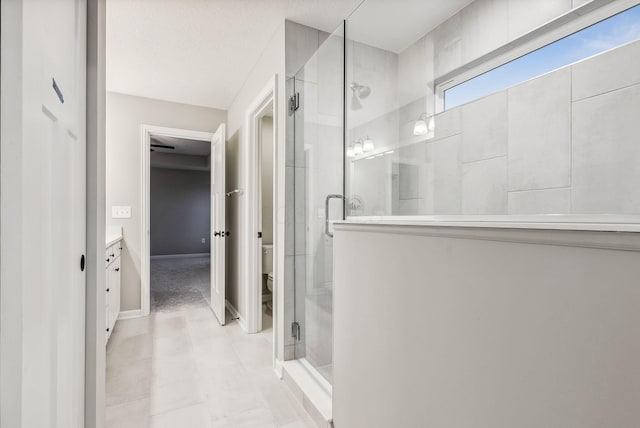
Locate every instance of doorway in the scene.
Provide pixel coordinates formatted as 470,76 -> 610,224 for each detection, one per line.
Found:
148,134 -> 213,311
245,77 -> 277,337
140,125 -> 229,323
258,110 -> 275,333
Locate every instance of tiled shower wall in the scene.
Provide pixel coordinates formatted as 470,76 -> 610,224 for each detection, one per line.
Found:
350,39 -> 640,216
347,0 -> 640,217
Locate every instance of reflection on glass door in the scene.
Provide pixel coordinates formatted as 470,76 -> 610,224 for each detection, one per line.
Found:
292,24 -> 344,384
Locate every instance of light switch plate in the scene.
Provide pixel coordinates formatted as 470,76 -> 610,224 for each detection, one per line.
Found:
112,206 -> 131,219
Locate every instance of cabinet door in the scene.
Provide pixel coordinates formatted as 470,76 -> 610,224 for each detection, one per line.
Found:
112,258 -> 121,326
106,265 -> 113,338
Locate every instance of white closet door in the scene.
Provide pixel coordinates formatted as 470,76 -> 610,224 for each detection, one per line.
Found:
20,1 -> 87,427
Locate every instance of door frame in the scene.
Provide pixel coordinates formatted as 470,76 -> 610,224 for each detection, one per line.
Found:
244,76 -> 277,335
140,124 -> 214,316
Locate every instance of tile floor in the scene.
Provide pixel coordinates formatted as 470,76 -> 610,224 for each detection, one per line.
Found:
106,257 -> 315,428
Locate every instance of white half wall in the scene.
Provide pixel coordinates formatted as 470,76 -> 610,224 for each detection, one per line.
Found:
333,222 -> 640,428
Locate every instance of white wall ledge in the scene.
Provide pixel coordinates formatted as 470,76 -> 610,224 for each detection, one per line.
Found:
339,215 -> 640,233
335,217 -> 640,252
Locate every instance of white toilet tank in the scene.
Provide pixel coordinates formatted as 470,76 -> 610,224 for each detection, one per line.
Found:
262,244 -> 273,274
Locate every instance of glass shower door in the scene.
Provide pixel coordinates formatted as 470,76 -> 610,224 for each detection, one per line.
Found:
292,24 -> 344,384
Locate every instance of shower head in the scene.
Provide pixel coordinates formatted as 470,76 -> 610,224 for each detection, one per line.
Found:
350,82 -> 371,110
351,92 -> 362,110
350,82 -> 371,98
357,85 -> 371,99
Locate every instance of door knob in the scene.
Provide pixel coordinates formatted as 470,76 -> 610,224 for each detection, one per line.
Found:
80,254 -> 85,272
214,231 -> 221,237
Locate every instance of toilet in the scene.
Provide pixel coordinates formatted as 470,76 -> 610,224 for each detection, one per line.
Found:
262,245 -> 274,311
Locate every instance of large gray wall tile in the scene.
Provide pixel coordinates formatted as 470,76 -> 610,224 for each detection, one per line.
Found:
462,156 -> 508,214
508,68 -> 571,191
285,21 -> 320,78
434,106 -> 462,140
398,141 -> 427,200
507,0 -> 571,40
426,135 -> 462,214
433,13 -> 462,79
508,188 -> 571,214
461,0 -> 508,64
572,40 -> 640,101
462,92 -> 508,163
572,83 -> 640,213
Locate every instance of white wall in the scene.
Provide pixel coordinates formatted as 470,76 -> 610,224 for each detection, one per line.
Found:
86,1 -> 107,427
225,21 -> 286,349
333,222 -> 640,427
106,92 -> 226,311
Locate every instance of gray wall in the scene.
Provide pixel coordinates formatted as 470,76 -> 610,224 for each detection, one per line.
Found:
150,167 -> 211,256
333,223 -> 640,427
106,91 -> 226,311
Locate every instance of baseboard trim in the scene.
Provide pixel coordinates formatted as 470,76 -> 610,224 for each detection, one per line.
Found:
274,358 -> 284,379
282,359 -> 333,428
225,300 -> 247,331
150,253 -> 210,260
118,309 -> 144,320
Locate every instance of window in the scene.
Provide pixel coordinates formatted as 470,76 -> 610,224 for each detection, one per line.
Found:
444,4 -> 640,110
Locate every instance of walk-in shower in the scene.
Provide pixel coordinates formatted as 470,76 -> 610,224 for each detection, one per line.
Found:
287,0 -> 640,422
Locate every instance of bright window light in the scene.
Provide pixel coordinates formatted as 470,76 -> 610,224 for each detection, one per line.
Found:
444,5 -> 640,110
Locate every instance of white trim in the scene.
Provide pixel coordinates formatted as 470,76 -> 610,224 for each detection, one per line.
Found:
341,215 -> 640,233
244,76 -> 278,336
282,359 -> 333,423
141,125 -> 214,317
117,309 -> 144,321
335,220 -> 640,252
150,253 -> 210,260
274,358 -> 284,379
225,300 -> 247,331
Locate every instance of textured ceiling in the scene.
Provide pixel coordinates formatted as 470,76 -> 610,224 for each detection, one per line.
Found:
107,0 -> 364,109
107,0 -> 474,110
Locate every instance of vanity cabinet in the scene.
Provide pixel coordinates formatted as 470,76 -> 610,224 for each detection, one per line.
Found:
105,239 -> 122,342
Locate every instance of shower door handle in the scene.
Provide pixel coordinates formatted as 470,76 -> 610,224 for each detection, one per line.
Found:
325,194 -> 345,238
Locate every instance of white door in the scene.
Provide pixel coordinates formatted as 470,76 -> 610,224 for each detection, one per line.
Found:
18,0 -> 87,427
211,124 -> 227,325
